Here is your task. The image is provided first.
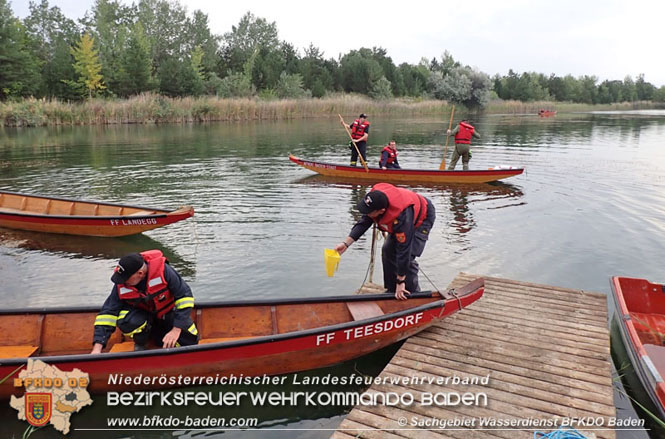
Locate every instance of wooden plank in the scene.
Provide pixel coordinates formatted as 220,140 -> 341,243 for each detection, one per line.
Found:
0,345 -> 38,358
443,313 -> 609,355
384,361 -> 614,417
336,273 -> 616,439
398,341 -> 614,406
425,326 -> 609,369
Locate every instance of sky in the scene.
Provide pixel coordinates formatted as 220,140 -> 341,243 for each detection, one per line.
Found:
11,0 -> 665,87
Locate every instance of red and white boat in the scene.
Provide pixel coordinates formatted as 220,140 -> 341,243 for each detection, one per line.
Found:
0,278 -> 484,398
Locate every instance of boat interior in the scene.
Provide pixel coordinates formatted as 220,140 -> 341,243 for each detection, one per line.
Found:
0,295 -> 440,359
619,277 -> 665,372
0,192 -> 160,217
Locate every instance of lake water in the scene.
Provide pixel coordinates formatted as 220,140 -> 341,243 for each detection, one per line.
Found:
1,110 -> 665,437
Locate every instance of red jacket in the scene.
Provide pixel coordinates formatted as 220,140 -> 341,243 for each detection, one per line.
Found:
372,183 -> 427,234
116,250 -> 175,318
351,119 -> 370,140
455,122 -> 475,144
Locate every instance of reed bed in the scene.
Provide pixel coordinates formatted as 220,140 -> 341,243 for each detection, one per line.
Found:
0,94 -> 451,127
0,94 -> 656,127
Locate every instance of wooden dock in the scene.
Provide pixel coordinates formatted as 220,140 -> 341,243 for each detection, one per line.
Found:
334,273 -> 616,439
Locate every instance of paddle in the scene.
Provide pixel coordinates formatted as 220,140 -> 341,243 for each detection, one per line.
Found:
338,114 -> 370,172
439,104 -> 456,170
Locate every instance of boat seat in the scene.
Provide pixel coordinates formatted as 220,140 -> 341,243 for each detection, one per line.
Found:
346,301 -> 384,321
630,312 -> 665,345
109,342 -> 136,353
0,345 -> 39,359
199,336 -> 255,345
644,344 -> 665,376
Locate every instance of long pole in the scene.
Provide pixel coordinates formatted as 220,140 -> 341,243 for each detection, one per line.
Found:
338,114 -> 370,172
439,104 -> 456,170
368,224 -> 377,283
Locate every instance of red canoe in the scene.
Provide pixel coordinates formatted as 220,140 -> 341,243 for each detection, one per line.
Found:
610,276 -> 665,420
0,190 -> 194,237
289,155 -> 523,184
0,278 -> 484,399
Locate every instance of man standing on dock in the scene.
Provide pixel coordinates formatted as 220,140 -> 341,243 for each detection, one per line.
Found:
334,183 -> 435,300
447,119 -> 481,170
342,113 -> 370,166
91,250 -> 199,353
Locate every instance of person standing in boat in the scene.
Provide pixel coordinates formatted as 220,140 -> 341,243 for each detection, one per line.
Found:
91,250 -> 198,353
446,119 -> 481,171
379,140 -> 401,169
334,183 -> 435,300
342,113 -> 370,166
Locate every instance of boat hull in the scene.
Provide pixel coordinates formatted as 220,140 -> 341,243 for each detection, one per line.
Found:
0,280 -> 484,398
289,155 -> 523,184
0,191 -> 194,237
610,276 -> 665,421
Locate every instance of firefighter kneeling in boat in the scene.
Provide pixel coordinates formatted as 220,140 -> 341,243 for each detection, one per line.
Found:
91,250 -> 199,353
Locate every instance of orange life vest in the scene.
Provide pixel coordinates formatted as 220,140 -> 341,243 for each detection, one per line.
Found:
116,250 -> 175,318
381,145 -> 397,164
371,183 -> 427,234
351,119 -> 370,140
454,122 -> 475,144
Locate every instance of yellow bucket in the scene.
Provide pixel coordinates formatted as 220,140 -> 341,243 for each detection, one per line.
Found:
324,248 -> 341,277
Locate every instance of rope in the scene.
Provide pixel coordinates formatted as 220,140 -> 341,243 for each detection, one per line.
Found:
534,428 -> 588,439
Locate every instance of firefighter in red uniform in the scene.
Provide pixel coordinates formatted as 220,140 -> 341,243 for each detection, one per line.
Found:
379,141 -> 401,169
91,250 -> 198,353
446,119 -> 481,170
334,183 -> 436,300
342,113 -> 370,166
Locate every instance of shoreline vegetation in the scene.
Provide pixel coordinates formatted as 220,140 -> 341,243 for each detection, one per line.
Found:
0,94 -> 657,128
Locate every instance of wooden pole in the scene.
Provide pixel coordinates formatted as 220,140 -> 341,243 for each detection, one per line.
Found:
439,104 -> 456,170
368,224 -> 377,283
338,114 -> 370,172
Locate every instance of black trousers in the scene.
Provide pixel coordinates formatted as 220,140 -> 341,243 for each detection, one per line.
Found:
350,141 -> 367,165
117,307 -> 198,347
382,200 -> 436,293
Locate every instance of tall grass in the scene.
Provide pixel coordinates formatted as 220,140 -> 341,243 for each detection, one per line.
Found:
0,94 -> 451,127
0,94 -> 657,127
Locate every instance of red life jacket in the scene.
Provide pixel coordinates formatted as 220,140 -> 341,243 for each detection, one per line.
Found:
371,183 -> 427,234
381,145 -> 397,164
454,122 -> 475,144
116,250 -> 175,318
351,119 -> 370,140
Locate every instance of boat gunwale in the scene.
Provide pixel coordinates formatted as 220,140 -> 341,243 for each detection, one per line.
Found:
610,276 -> 665,420
289,154 -> 524,176
0,297 -> 453,365
0,291 -> 441,315
0,190 -> 188,216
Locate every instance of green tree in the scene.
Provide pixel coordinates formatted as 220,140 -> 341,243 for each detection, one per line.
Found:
369,76 -> 393,100
622,76 -> 637,102
116,21 -> 153,96
220,11 -> 279,75
339,49 -> 383,94
24,0 -> 80,98
0,0 -> 41,98
276,71 -> 310,98
70,32 -> 105,98
635,74 -> 655,101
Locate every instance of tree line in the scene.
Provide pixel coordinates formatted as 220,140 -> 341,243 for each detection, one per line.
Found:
2,0 -> 664,106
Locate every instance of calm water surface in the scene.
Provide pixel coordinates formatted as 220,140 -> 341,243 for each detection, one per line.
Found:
1,110 -> 664,437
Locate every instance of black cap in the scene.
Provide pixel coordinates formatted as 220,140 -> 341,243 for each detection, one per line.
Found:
357,190 -> 388,214
111,253 -> 145,284
359,113 -> 367,118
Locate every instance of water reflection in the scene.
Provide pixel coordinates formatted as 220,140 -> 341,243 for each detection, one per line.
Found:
0,227 -> 195,278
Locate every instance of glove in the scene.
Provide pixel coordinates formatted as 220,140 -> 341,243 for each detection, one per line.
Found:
469,150 -> 473,158
348,140 -> 354,151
